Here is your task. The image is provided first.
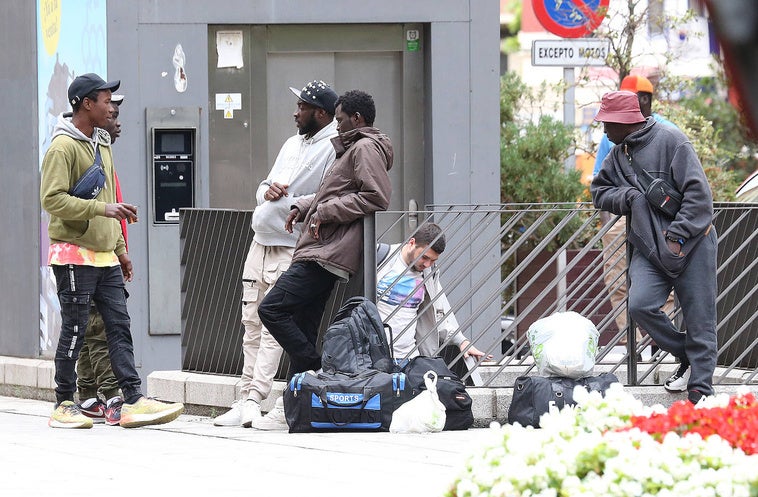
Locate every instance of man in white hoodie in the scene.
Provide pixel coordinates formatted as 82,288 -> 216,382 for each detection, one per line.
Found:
213,80 -> 338,429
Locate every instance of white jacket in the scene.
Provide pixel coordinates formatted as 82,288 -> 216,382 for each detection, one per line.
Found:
251,120 -> 337,247
415,262 -> 468,356
381,244 -> 467,356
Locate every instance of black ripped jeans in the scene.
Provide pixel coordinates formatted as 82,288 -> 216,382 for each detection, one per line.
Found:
52,264 -> 142,404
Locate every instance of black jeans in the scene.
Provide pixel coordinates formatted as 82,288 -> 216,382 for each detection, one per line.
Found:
52,264 -> 142,404
258,261 -> 338,377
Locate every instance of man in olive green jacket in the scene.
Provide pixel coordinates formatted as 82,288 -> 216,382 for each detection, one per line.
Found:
41,73 -> 183,429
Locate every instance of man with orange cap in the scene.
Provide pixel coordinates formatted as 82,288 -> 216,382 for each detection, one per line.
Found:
593,75 -> 676,355
593,75 -> 676,176
591,91 -> 717,405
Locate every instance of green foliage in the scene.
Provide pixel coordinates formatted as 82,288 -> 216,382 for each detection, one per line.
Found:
500,73 -> 586,205
501,117 -> 583,204
673,73 -> 758,186
500,0 -> 522,55
500,74 -> 591,254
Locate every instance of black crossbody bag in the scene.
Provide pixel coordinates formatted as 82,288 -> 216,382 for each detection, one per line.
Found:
626,146 -> 682,218
69,146 -> 106,200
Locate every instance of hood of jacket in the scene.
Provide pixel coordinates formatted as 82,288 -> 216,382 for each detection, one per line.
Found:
52,113 -> 112,149
333,127 -> 394,172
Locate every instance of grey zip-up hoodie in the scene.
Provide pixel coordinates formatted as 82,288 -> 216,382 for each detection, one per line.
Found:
591,117 -> 713,277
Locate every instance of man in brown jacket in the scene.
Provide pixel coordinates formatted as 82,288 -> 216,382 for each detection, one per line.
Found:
259,89 -> 393,377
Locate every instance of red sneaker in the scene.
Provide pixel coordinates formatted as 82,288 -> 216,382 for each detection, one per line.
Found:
78,397 -> 106,424
104,396 -> 124,426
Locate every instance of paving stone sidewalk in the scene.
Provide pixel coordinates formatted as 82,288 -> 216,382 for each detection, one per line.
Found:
0,395 -> 494,497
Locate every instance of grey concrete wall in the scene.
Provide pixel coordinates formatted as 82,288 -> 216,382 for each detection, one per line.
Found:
0,0 -> 501,379
0,1 -> 39,358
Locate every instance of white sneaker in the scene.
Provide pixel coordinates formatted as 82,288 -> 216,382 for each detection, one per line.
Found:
664,363 -> 690,393
251,397 -> 287,431
241,399 -> 262,428
213,400 -> 244,426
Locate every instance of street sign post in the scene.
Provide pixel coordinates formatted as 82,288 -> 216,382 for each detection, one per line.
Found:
531,0 -> 611,172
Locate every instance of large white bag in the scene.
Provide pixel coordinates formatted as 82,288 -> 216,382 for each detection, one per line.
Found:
527,311 -> 599,379
389,371 -> 446,433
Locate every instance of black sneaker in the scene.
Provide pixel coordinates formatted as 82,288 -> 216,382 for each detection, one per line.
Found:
78,397 -> 106,424
688,390 -> 705,405
664,361 -> 690,392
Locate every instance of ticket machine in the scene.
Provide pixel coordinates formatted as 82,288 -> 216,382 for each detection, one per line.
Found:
152,128 -> 195,224
145,107 -> 200,335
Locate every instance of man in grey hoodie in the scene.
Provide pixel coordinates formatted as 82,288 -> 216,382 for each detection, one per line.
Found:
259,89 -> 393,387
591,91 -> 717,405
213,81 -> 339,430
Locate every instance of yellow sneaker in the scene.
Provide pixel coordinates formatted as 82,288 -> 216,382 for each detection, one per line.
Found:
49,401 -> 94,429
120,397 -> 184,428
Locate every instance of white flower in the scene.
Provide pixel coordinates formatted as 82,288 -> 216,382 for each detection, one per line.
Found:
447,385 -> 758,497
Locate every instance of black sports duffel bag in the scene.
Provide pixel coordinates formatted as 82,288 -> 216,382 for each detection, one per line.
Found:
284,369 -> 411,433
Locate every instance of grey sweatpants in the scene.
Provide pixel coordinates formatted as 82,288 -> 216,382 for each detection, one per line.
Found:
628,228 -> 718,395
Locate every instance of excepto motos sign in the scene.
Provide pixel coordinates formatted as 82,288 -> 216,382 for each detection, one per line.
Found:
532,39 -> 610,67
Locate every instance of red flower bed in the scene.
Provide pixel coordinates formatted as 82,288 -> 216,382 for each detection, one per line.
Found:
626,392 -> 758,455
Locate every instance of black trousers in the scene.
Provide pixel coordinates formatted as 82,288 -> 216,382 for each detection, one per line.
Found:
52,264 -> 142,404
258,261 -> 338,377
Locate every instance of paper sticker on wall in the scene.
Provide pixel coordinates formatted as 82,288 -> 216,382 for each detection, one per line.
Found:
173,43 -> 187,93
217,31 -> 244,69
215,93 -> 242,119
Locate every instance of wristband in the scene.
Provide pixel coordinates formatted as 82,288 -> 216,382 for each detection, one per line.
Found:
665,234 -> 685,245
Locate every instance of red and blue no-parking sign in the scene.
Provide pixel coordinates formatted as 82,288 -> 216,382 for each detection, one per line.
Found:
532,0 -> 610,38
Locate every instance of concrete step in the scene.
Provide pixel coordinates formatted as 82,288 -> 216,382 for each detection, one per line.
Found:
2,355 -> 755,428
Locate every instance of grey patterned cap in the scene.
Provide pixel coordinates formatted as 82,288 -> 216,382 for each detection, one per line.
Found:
289,80 -> 338,115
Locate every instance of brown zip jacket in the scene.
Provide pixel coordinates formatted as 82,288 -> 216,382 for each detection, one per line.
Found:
292,127 -> 393,275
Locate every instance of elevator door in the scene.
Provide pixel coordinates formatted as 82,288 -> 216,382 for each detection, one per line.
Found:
209,24 -> 425,236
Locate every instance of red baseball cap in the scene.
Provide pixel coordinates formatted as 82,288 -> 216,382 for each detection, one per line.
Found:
620,74 -> 654,94
594,91 -> 646,124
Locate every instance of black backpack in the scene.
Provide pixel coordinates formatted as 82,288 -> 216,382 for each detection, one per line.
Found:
321,297 -> 394,374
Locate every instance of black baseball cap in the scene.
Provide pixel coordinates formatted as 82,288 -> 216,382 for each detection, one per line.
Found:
68,73 -> 120,106
289,80 -> 338,115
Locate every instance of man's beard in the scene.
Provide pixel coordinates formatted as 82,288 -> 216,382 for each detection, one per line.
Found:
298,114 -> 319,136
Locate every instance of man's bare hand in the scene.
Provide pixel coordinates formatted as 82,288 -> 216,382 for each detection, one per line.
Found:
105,203 -> 138,223
308,215 -> 322,239
460,340 -> 492,360
264,182 -> 289,202
666,239 -> 682,256
118,253 -> 134,282
285,207 -> 300,233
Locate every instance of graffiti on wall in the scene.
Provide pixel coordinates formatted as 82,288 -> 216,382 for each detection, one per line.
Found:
37,0 -> 108,355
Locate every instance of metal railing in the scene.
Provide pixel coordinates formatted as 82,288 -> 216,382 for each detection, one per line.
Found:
178,204 -> 757,388
373,203 -> 758,387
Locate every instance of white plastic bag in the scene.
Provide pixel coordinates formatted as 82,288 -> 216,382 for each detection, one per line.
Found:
527,311 -> 599,379
389,371 -> 446,433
